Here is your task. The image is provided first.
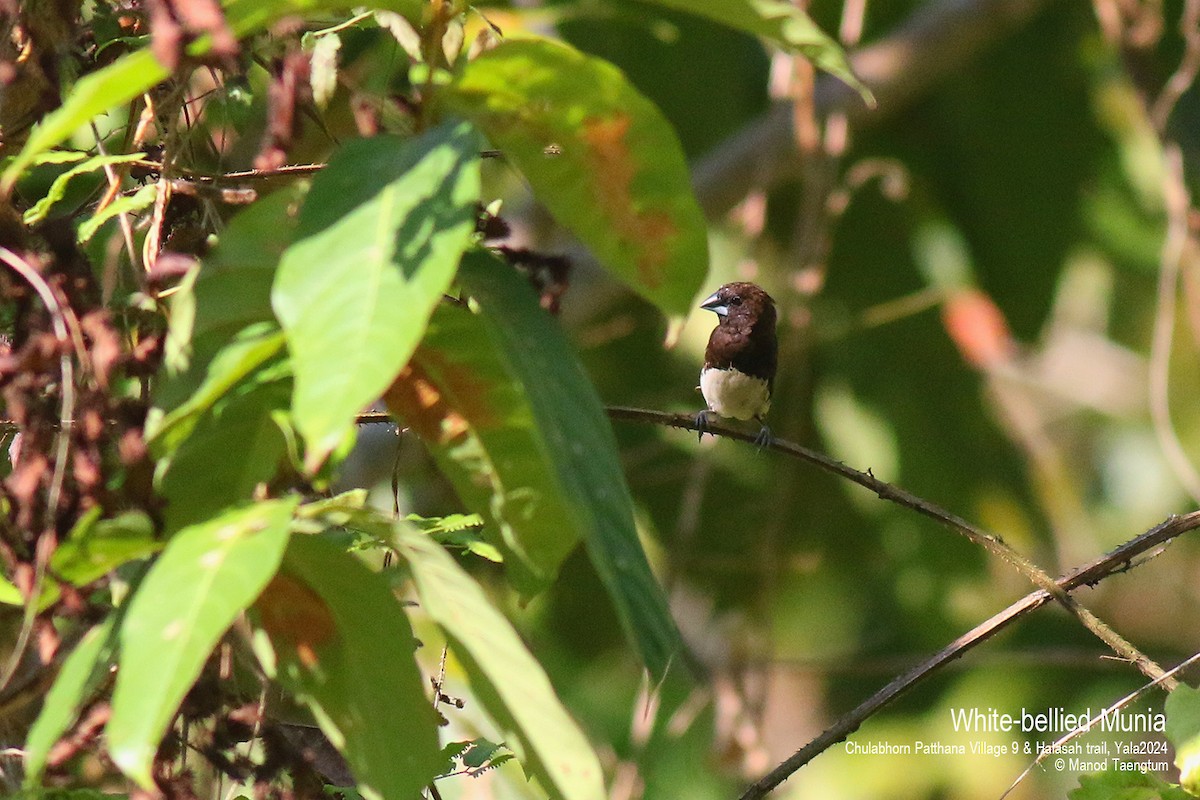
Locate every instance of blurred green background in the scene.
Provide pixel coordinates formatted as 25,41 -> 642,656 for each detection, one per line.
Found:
340,0 -> 1200,797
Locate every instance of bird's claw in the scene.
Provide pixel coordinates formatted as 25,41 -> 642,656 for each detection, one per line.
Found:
753,422 -> 773,451
695,409 -> 713,442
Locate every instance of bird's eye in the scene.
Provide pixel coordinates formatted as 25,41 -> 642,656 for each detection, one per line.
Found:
730,296 -> 743,306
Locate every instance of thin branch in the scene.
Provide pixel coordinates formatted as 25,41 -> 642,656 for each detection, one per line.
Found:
1000,647 -> 1200,799
0,249 -> 75,532
606,407 -> 1173,687
734,510 -> 1200,800
0,247 -> 77,694
1150,0 -> 1200,130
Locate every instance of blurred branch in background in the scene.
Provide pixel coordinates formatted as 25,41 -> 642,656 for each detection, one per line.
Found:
692,0 -> 1052,219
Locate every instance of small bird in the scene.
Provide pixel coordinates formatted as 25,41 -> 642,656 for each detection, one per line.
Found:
696,282 -> 778,446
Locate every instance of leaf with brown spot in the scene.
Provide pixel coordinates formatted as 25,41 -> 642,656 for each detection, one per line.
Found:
441,37 -> 707,316
254,532 -> 442,800
387,252 -> 684,681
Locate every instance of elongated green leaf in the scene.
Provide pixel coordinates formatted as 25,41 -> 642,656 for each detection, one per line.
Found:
640,0 -> 872,103
254,533 -> 441,800
272,122 -> 480,467
393,524 -> 605,800
152,189 -> 297,452
51,511 -> 159,589
78,182 -> 156,243
442,37 -> 707,315
1,512 -> 159,610
1,49 -> 166,193
107,499 -> 297,788
23,152 -> 145,224
24,616 -> 119,784
159,380 -> 290,532
158,188 -> 298,410
0,0 -> 426,193
383,301 -> 580,594
151,325 -> 285,453
463,251 -> 683,678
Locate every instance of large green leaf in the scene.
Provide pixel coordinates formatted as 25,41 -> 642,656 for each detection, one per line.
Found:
155,187 -> 298,419
638,0 -> 872,104
441,37 -> 707,316
254,532 -> 442,800
24,616 -> 119,784
272,123 -> 481,468
107,499 -> 297,788
392,523 -> 605,800
387,251 -> 683,679
383,301 -> 580,594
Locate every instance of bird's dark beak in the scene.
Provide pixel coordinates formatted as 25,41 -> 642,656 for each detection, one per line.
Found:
700,291 -> 728,317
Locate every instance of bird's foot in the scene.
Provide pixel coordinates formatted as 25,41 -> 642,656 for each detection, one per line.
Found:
695,409 -> 714,442
753,420 -> 773,451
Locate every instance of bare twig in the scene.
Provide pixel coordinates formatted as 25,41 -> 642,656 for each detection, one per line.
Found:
0,248 -> 75,534
734,510 -> 1200,800
1150,0 -> 1200,129
0,247 -> 77,694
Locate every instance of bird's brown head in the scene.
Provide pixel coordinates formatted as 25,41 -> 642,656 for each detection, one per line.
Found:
700,282 -> 776,331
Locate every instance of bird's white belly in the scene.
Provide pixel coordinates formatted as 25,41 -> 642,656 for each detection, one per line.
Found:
700,367 -> 771,421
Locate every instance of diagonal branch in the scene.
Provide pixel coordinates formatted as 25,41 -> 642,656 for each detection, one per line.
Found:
736,510 -> 1200,800
606,407 -> 1173,688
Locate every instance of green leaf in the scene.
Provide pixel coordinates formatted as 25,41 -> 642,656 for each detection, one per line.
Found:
384,301 -> 580,592
0,50 -> 166,193
254,532 -> 442,800
1167,684 -> 1200,794
0,574 -> 20,605
1070,765 -> 1191,799
272,122 -> 480,468
406,513 -> 500,562
2,512 -> 159,610
158,379 -> 290,532
78,182 -> 156,243
156,187 -> 299,416
23,152 -> 145,224
639,0 -> 873,104
151,325 -> 286,453
107,499 -> 297,788
461,251 -> 683,678
441,37 -> 707,315
393,524 -> 605,800
51,511 -> 159,589
222,0 -> 422,38
24,616 -> 119,783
